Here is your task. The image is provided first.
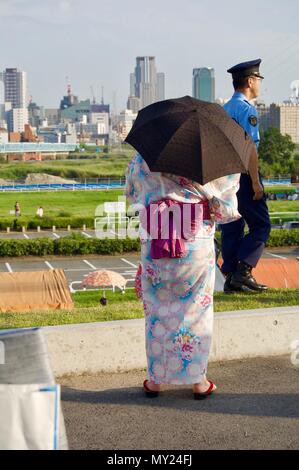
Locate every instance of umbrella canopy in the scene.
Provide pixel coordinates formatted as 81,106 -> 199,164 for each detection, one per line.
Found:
125,95 -> 255,185
82,270 -> 127,289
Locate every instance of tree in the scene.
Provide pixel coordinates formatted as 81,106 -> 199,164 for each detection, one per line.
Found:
258,127 -> 296,177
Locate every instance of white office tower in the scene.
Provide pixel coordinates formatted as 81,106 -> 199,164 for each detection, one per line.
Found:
129,57 -> 165,110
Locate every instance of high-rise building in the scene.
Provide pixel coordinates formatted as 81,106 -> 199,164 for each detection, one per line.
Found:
7,108 -> 29,133
258,103 -> 299,144
59,82 -> 79,110
192,67 -> 215,103
127,96 -> 141,114
0,68 -> 27,108
117,109 -> 137,140
156,73 -> 165,102
0,68 -> 28,132
128,56 -> 165,110
28,101 -> 42,128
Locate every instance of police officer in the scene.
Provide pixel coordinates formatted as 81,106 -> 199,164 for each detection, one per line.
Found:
221,59 -> 271,292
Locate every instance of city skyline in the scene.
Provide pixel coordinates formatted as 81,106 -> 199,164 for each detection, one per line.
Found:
0,0 -> 299,109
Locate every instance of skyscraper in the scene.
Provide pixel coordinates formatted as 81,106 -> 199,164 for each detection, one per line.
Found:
0,68 -> 28,132
156,72 -> 165,102
192,68 -> 215,103
0,68 -> 27,108
128,56 -> 165,111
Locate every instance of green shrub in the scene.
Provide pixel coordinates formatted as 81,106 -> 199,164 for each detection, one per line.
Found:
57,211 -> 72,217
266,229 -> 299,247
215,229 -> 299,248
0,216 -> 95,231
0,230 -> 296,257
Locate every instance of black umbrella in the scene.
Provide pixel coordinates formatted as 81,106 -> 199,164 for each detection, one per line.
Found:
125,96 -> 254,185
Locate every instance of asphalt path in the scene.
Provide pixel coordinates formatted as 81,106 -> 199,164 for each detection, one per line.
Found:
60,355 -> 299,450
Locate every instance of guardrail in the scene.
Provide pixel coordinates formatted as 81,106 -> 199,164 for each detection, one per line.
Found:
0,143 -> 78,153
0,181 -> 126,192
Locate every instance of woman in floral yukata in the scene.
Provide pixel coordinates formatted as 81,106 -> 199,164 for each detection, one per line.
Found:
125,153 -> 241,399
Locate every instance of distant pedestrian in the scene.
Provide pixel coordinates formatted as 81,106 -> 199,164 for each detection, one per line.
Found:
36,206 -> 44,218
15,202 -> 21,217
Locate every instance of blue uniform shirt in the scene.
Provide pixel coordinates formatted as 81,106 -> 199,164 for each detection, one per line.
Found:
224,92 -> 260,148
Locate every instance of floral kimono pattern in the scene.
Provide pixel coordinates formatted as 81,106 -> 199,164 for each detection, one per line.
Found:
126,154 -> 241,384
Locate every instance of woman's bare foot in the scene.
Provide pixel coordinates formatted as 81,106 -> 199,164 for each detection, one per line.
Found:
145,380 -> 161,392
193,379 -> 217,394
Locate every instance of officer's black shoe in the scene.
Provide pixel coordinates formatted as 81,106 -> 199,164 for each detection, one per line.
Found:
230,261 -> 268,292
223,273 -> 234,293
223,272 -> 256,293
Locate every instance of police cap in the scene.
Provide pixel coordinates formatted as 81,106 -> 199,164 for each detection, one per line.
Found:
227,59 -> 264,79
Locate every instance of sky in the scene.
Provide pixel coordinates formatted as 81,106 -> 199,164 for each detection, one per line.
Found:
0,0 -> 298,110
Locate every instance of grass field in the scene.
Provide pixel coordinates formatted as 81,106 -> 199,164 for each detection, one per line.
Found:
0,288 -> 298,329
0,189 -> 298,220
0,190 -> 123,218
0,151 -> 134,180
267,200 -> 299,213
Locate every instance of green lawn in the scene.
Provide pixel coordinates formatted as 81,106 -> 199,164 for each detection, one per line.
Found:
1,288 -> 298,330
0,189 -> 298,221
267,201 -> 299,213
0,190 -> 123,218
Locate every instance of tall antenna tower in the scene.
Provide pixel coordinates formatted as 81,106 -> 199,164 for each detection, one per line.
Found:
90,85 -> 96,104
66,76 -> 71,96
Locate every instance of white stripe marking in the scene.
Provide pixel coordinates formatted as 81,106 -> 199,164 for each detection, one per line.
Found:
52,233 -> 60,239
266,251 -> 287,260
83,260 -> 97,270
121,258 -> 138,268
5,263 -> 13,273
23,233 -> 29,239
45,261 -> 54,270
82,232 -> 92,238
63,267 -> 136,272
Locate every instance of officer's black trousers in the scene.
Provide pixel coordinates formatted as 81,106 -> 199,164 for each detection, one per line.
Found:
220,174 -> 271,274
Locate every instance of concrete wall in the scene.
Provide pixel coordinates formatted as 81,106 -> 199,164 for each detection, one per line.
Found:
43,306 -> 299,377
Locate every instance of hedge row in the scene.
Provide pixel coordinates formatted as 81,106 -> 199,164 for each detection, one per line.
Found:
0,217 -> 95,231
215,229 -> 299,247
1,213 -> 298,232
0,230 -> 298,257
0,235 -> 141,257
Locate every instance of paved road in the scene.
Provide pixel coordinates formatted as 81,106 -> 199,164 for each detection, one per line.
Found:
0,230 -> 95,240
0,254 -> 141,291
0,227 -> 298,241
60,355 -> 299,450
0,248 -> 298,293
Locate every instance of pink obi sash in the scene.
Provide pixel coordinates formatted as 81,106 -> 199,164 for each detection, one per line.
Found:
140,198 -> 210,259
